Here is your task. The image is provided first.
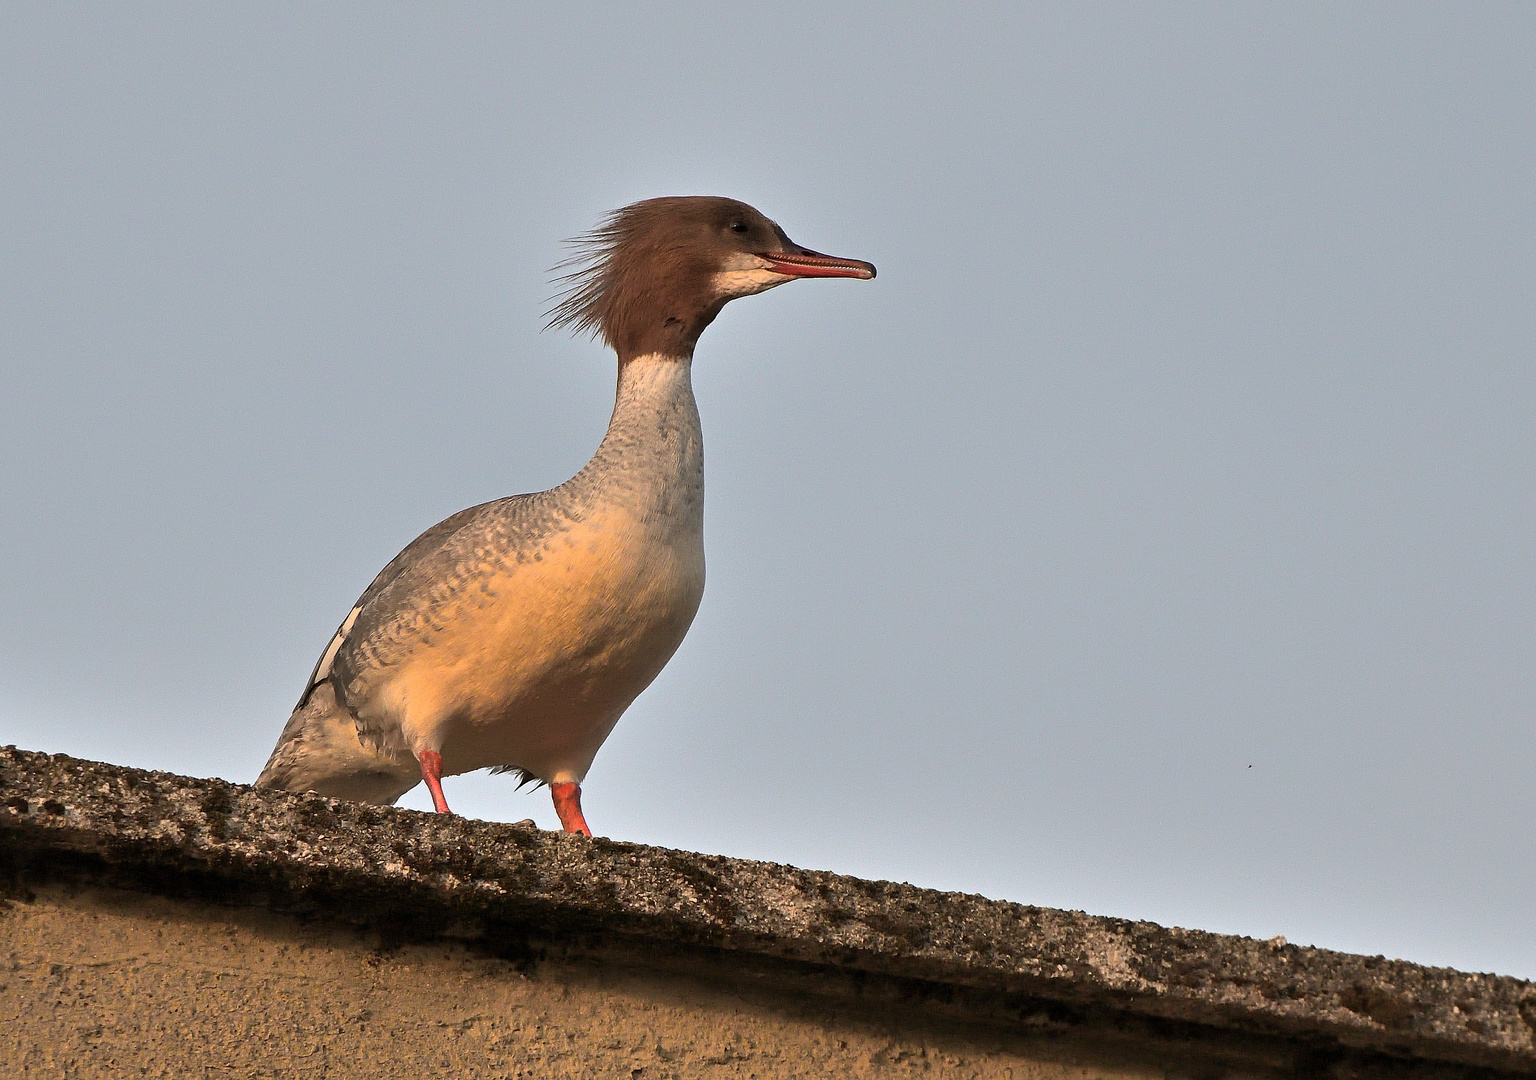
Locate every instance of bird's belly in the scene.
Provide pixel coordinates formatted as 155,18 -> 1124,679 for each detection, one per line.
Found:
375,516 -> 703,781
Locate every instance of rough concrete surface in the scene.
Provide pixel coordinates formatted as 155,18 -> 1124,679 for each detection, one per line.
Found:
2,746 -> 1533,1078
5,883 -> 1216,1079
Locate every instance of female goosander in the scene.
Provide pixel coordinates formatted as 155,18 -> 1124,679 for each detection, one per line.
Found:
255,196 -> 875,834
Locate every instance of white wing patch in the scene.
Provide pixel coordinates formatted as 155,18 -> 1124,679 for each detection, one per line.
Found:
312,605 -> 362,686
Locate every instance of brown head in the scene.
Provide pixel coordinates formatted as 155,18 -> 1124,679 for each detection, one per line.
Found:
546,196 -> 875,361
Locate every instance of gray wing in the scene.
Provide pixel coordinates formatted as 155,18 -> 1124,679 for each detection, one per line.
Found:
293,499 -> 498,710
327,486 -> 584,724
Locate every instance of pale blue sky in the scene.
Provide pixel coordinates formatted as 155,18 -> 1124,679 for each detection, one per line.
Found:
2,4 -> 1532,977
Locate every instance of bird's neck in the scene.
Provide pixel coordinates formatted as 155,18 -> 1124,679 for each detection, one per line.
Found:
569,352 -> 703,522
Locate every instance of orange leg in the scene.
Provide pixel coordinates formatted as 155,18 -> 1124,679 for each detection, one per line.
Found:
418,749 -> 451,814
550,781 -> 592,836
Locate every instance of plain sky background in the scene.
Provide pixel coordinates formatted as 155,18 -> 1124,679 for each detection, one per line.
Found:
2,4 -> 1532,978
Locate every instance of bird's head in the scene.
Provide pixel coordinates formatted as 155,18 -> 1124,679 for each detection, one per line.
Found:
547,196 -> 875,360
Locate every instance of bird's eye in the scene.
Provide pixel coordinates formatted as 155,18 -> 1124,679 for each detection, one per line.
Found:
729,220 -> 748,233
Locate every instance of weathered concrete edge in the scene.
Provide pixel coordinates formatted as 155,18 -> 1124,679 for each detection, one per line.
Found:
3,746 -> 1532,1074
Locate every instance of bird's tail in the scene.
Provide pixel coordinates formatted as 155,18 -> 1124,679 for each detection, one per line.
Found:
255,681 -> 421,805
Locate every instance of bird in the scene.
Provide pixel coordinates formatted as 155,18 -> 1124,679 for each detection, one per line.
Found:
254,196 -> 875,835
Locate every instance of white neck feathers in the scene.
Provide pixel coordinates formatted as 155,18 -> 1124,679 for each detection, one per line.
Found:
567,353 -> 703,523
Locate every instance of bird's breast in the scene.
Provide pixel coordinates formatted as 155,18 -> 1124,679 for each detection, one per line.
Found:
468,509 -> 706,696
365,504 -> 704,774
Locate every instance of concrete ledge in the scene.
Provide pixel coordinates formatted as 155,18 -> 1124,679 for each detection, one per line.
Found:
3,745 -> 1533,1077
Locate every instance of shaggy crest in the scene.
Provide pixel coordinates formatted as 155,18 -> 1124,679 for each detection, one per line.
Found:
544,205 -> 636,344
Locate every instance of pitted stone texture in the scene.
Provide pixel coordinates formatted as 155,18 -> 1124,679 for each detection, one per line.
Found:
3,746 -> 1533,1074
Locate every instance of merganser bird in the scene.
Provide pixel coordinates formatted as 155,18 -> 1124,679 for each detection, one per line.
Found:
254,196 -> 875,834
